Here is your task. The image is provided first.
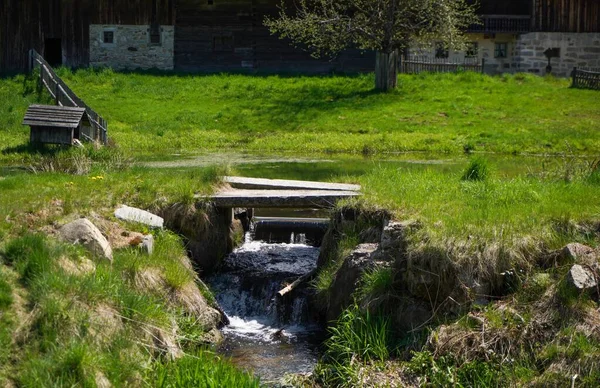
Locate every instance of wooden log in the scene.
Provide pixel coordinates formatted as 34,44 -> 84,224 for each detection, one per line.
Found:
277,268 -> 317,298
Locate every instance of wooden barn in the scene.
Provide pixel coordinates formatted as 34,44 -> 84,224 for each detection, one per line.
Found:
1,0 -> 599,74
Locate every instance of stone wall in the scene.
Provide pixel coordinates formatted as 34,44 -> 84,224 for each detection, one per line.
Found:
514,32 -> 600,77
90,25 -> 174,70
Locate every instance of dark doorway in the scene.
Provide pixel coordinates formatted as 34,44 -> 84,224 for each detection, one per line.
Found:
44,39 -> 62,67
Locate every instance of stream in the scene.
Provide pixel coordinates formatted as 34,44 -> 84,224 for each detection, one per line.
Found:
206,222 -> 326,384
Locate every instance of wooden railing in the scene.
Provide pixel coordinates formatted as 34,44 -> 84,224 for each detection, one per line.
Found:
28,49 -> 108,144
468,15 -> 531,33
572,67 -> 600,90
400,56 -> 484,75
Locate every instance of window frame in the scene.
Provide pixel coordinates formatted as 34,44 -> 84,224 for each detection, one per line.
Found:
494,42 -> 508,59
465,42 -> 478,58
101,28 -> 116,46
149,24 -> 162,46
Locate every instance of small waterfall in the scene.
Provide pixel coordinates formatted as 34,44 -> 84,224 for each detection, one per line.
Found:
207,230 -> 324,382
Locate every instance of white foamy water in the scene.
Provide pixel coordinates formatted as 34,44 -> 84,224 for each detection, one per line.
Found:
207,234 -> 324,383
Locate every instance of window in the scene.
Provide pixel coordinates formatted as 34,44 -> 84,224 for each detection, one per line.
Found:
149,24 -> 161,45
213,35 -> 234,52
465,42 -> 478,58
435,42 -> 448,59
494,42 -> 508,58
103,30 -> 114,44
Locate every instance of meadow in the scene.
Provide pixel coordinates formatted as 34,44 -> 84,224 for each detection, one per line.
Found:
1,68 -> 600,386
1,68 -> 600,164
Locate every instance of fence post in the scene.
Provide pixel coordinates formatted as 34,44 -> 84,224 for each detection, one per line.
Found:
481,58 -> 485,74
28,49 -> 33,74
572,67 -> 577,88
37,63 -> 43,92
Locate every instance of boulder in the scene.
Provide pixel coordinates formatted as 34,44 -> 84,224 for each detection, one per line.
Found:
114,205 -> 164,229
560,243 -> 596,265
377,220 -> 420,262
327,243 -> 379,321
566,264 -> 597,291
59,218 -> 113,261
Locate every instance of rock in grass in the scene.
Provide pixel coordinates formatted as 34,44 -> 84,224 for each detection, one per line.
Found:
327,243 -> 379,321
141,234 -> 154,255
567,264 -> 597,291
59,218 -> 113,261
561,243 -> 596,264
114,205 -> 164,229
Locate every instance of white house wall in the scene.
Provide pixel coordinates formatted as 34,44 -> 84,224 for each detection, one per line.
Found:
90,25 -> 175,71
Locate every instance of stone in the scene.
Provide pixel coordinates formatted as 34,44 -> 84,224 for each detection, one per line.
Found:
141,234 -> 154,255
560,243 -> 595,264
327,243 -> 379,321
382,221 -> 419,247
115,205 -> 164,228
59,218 -> 113,261
566,264 -> 597,291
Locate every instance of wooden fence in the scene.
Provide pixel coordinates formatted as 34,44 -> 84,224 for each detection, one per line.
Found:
400,56 -> 484,74
28,49 -> 108,144
572,67 -> 600,90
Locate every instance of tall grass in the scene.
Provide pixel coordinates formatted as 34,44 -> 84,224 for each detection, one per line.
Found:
461,156 -> 489,181
154,353 -> 260,388
315,304 -> 391,387
360,165 -> 600,244
0,233 -> 258,386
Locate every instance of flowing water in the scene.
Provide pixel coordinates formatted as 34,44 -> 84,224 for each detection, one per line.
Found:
207,230 -> 325,384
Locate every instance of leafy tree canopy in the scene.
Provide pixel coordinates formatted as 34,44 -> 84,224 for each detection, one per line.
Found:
264,0 -> 480,56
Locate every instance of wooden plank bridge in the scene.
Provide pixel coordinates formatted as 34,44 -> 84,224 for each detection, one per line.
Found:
200,176 -> 361,209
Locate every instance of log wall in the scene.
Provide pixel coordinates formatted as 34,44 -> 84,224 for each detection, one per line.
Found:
174,0 -> 373,73
533,0 -> 600,32
2,0 -> 598,73
0,0 -> 174,72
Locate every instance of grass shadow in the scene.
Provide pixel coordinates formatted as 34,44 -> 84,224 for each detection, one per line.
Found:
1,142 -> 68,157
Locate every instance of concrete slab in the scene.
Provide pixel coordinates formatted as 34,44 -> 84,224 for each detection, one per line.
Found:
201,189 -> 360,208
114,205 -> 164,228
223,176 -> 361,192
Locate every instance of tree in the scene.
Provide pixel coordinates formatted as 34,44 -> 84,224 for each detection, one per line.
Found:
264,0 -> 479,90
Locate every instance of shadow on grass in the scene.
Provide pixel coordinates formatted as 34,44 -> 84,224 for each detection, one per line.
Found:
1,143 -> 68,157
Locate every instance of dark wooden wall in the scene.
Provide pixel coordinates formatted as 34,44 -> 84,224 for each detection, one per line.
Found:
0,0 -> 174,72
473,0 -> 531,15
533,0 -> 600,32
174,0 -> 373,73
3,0 -> 598,73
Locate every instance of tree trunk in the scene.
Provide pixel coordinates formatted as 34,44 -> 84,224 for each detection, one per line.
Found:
375,50 -> 398,91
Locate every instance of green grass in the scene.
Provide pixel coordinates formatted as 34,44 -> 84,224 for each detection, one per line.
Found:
154,352 -> 260,388
315,304 -> 391,387
358,162 -> 600,244
2,70 -> 600,162
0,155 -> 223,239
0,233 -> 260,387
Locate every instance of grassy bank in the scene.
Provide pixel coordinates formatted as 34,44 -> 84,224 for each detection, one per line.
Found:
2,69 -> 600,162
0,232 -> 259,387
308,158 -> 600,387
1,67 -> 600,386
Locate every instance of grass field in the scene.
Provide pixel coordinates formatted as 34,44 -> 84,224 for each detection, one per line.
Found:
1,69 -> 599,163
1,68 -> 600,386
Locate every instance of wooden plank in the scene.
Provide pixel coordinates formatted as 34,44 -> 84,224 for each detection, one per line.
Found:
23,120 -> 80,128
223,176 -> 361,192
28,104 -> 86,112
202,189 -> 360,208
